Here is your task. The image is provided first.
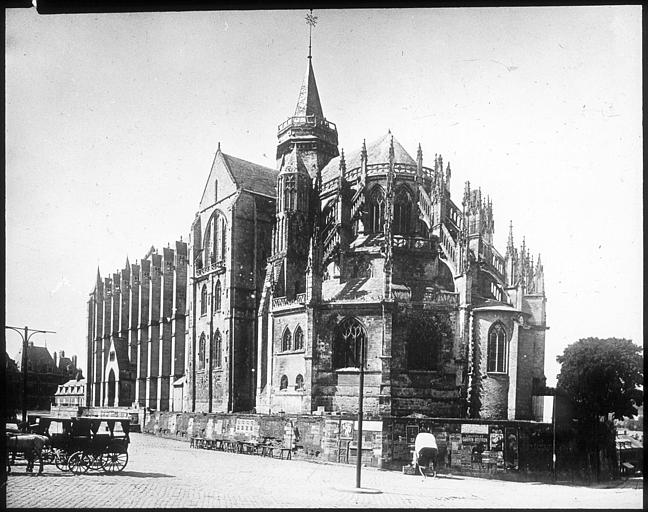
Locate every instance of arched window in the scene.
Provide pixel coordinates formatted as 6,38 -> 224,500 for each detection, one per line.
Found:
214,280 -> 222,311
294,326 -> 304,351
407,315 -> 452,371
198,332 -> 206,371
487,323 -> 508,373
418,219 -> 429,238
204,211 -> 227,264
295,374 -> 304,390
333,317 -> 366,369
280,375 -> 288,390
284,176 -> 297,210
394,187 -> 413,234
212,329 -> 222,368
368,187 -> 385,233
200,285 -> 207,316
282,328 -> 292,352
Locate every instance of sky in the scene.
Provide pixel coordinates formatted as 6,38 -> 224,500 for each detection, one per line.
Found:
5,6 -> 643,386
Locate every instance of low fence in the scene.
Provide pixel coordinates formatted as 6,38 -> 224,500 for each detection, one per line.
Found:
142,411 -> 591,480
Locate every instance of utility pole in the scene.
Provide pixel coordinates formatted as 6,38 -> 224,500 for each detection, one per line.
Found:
552,392 -> 557,481
355,335 -> 365,489
5,325 -> 56,424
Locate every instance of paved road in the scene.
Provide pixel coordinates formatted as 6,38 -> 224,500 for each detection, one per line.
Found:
5,433 -> 643,508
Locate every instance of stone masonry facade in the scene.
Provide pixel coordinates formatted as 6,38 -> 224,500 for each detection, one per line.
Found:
87,48 -> 547,423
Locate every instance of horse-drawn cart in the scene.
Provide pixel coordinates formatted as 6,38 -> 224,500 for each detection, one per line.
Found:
7,416 -> 131,475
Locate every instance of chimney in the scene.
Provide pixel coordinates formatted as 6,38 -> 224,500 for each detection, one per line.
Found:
53,351 -> 58,368
72,355 -> 77,369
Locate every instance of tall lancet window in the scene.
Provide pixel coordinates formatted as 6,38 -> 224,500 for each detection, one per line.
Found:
212,329 -> 222,368
487,323 -> 508,373
394,187 -> 413,234
200,285 -> 207,316
284,176 -> 297,210
198,332 -> 206,371
368,187 -> 385,233
214,280 -> 222,311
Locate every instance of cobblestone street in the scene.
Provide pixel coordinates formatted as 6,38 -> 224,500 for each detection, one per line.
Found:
5,433 -> 643,508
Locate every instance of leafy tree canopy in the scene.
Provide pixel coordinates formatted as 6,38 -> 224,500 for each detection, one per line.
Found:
557,338 -> 643,421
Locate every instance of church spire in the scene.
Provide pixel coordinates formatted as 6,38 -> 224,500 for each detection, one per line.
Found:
294,59 -> 324,118
277,9 -> 338,172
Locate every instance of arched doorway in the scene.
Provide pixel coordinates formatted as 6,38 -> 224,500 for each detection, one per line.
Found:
107,369 -> 116,407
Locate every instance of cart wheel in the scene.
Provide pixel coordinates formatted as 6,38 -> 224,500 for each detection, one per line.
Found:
41,446 -> 56,464
100,450 -> 128,473
54,450 -> 69,472
67,451 -> 90,474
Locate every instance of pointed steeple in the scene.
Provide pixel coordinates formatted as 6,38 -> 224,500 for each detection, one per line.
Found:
339,148 -> 346,179
294,59 -> 324,118
125,256 -> 130,269
96,266 -> 102,284
507,221 -> 515,252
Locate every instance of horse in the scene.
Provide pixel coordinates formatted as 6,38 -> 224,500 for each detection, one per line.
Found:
6,433 -> 51,474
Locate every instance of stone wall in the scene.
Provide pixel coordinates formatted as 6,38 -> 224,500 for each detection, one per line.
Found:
143,410 -> 556,477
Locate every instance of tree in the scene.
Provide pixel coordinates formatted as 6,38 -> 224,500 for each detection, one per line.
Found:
556,338 -> 643,480
557,338 -> 643,422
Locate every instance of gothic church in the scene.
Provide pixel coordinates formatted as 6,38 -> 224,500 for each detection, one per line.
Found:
87,50 -> 547,422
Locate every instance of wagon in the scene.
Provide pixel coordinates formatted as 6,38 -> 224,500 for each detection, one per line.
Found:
31,416 -> 131,474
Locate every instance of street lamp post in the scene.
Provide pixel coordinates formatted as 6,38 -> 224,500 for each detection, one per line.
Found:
5,325 -> 56,424
552,392 -> 557,481
355,335 -> 365,489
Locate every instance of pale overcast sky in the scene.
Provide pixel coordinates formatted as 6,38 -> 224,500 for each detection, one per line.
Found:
5,6 -> 642,385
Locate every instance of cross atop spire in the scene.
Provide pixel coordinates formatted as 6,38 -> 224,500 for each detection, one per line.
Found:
305,9 -> 318,60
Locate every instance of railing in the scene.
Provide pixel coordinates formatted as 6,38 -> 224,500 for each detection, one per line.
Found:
277,115 -> 337,133
322,164 -> 435,191
480,244 -> 505,278
392,288 -> 411,302
422,289 -> 460,306
321,178 -> 339,195
439,223 -> 457,265
272,293 -> 307,309
196,260 -> 226,277
323,230 -> 340,263
447,201 -> 462,229
417,184 -> 434,228
350,187 -> 365,222
392,235 -> 433,250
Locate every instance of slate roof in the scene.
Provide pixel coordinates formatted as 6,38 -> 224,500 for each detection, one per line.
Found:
321,132 -> 417,182
17,345 -> 55,371
221,152 -> 278,197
